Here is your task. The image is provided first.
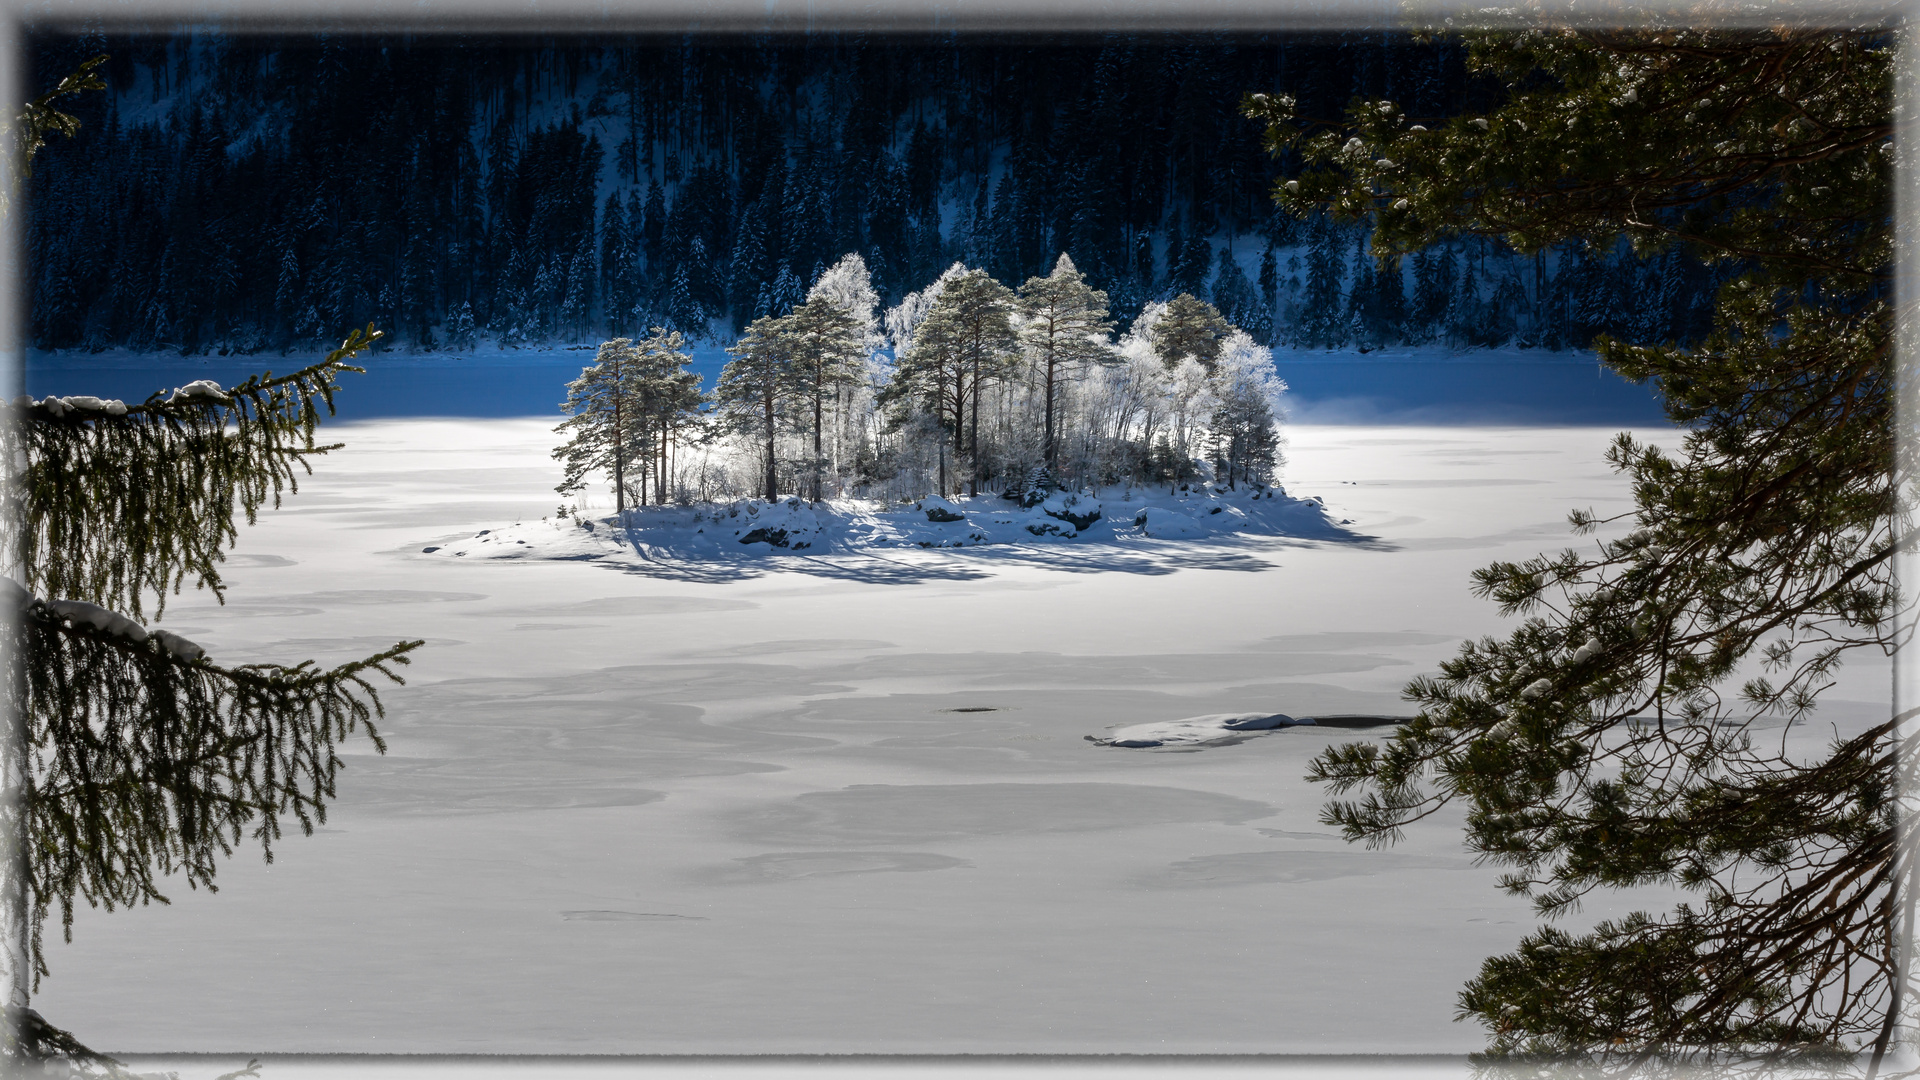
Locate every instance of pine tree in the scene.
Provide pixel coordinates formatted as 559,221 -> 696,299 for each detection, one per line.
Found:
444,300 -> 477,350
1148,292 -> 1231,370
783,299 -> 865,502
716,315 -> 799,502
1255,242 -> 1280,345
1169,229 -> 1213,298
889,268 -> 1018,497
1208,246 -> 1258,337
1017,253 -> 1116,474
553,335 -> 669,514
1250,25 -> 1899,1069
1299,216 -> 1347,348
599,191 -> 631,336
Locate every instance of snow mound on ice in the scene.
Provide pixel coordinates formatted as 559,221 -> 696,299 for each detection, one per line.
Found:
1039,491 -> 1101,530
918,495 -> 967,522
1134,505 -> 1207,539
421,483 -> 1352,563
720,498 -> 832,550
1088,712 -> 1313,749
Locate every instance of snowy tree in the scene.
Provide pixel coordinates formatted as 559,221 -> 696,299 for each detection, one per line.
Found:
783,299 -> 865,501
883,268 -> 1017,496
1205,330 -> 1286,489
716,314 -> 799,502
553,332 -> 698,513
1162,357 -> 1216,481
806,254 -> 887,494
883,260 -> 968,359
806,252 -> 884,354
1016,253 -> 1115,473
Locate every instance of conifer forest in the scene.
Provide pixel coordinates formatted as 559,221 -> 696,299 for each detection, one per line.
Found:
23,31 -> 1727,358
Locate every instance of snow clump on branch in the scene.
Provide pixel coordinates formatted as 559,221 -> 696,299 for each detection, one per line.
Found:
166,379 -> 230,404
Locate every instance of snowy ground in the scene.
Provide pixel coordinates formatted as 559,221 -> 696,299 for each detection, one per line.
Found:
35,418 -> 1892,1062
428,483 -> 1347,562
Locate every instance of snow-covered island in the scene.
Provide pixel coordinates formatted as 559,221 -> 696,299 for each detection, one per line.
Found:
422,480 -> 1353,563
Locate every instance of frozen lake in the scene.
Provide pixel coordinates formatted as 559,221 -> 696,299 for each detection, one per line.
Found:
34,414 -> 1892,1061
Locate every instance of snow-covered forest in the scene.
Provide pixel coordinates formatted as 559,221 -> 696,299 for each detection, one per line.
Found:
558,251 -> 1285,506
23,32 -> 1730,358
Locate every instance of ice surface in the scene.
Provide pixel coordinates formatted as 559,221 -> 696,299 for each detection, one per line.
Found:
32,418 -> 1893,1059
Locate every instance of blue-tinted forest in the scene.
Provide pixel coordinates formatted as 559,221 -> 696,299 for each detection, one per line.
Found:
24,31 -> 1728,356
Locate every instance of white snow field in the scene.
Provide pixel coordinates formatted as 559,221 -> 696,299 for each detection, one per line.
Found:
36,419 -> 1891,1061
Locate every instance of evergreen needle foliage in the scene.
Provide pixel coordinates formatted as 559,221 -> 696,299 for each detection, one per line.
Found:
2,59 -> 426,1073
6,53 -> 104,219
3,55 -> 423,1074
554,329 -> 702,513
1249,23 -> 1902,1072
3,328 -> 424,1018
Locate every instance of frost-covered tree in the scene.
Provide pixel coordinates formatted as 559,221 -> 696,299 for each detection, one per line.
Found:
1017,253 -> 1115,473
884,267 -> 1017,496
783,299 -> 865,501
1206,330 -> 1286,490
1250,23 -> 1900,1070
717,314 -> 800,502
806,254 -> 887,495
806,252 -> 885,356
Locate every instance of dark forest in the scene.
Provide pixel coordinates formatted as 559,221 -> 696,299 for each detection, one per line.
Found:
24,30 -> 1726,356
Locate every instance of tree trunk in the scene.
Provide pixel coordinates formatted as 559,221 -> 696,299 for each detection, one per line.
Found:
641,417 -> 656,507
3,648 -> 30,1013
952,368 -> 966,490
1043,349 -> 1057,472
968,355 -> 981,497
812,369 -> 824,502
612,395 -> 626,515
763,389 -> 777,502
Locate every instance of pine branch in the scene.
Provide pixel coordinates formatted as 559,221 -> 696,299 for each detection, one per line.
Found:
4,325 -> 382,619
11,590 -> 420,987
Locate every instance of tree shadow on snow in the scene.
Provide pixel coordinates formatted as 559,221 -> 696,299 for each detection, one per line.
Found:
596,549 -> 993,586
589,521 -> 1386,585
